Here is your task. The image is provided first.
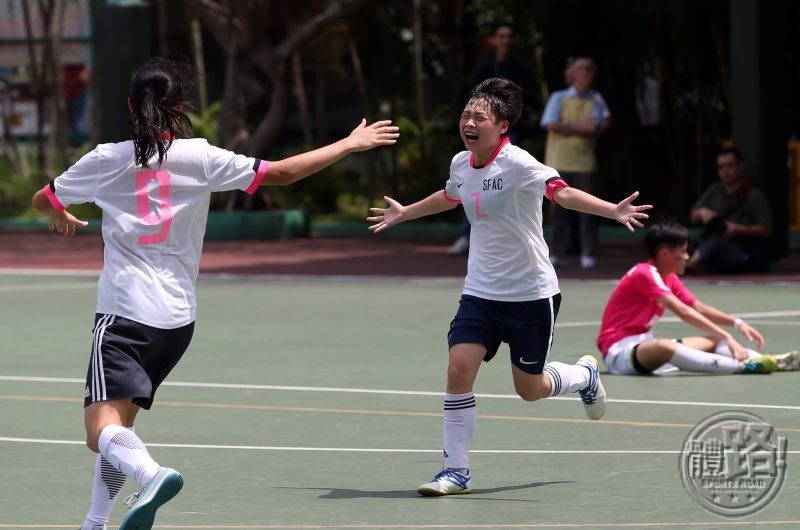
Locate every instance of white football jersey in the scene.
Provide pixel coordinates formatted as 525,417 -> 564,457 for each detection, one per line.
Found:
47,139 -> 266,328
444,139 -> 561,302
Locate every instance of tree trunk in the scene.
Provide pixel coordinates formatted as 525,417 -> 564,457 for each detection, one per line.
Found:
292,51 -> 313,146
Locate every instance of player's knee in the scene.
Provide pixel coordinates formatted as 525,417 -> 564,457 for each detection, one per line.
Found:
653,338 -> 678,352
446,358 -> 474,386
85,434 -> 100,453
514,377 -> 549,402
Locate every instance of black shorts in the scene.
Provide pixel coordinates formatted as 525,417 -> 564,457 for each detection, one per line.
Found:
447,293 -> 561,375
84,313 -> 194,410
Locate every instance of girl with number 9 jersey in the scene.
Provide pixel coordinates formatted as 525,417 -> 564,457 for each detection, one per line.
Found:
32,57 -> 398,530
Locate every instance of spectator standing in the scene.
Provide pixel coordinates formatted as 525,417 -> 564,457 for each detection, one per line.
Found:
541,57 -> 611,269
448,22 -> 533,255
63,63 -> 91,135
688,146 -> 773,273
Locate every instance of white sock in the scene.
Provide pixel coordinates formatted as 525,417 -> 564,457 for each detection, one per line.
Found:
81,455 -> 125,529
714,341 -> 762,359
98,424 -> 159,487
81,427 -> 137,530
543,362 -> 590,396
442,392 -> 476,471
670,343 -> 741,373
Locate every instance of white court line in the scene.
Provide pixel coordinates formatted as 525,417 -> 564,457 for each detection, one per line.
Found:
0,269 -> 463,285
0,268 -> 99,277
0,282 -> 97,293
4,267 -> 800,286
2,375 -> 800,411
558,310 -> 800,329
2,436 -> 799,454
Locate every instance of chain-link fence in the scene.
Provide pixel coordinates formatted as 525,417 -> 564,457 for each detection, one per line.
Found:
0,0 -> 92,142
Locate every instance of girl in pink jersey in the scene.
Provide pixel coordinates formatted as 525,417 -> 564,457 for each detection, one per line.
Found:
367,78 -> 651,496
597,222 -> 800,376
32,57 -> 398,530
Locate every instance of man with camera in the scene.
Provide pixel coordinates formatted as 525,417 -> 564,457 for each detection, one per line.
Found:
688,147 -> 773,273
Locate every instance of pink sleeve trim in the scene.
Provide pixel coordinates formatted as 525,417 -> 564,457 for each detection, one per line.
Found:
443,190 -> 461,204
245,160 -> 268,195
43,184 -> 65,212
545,178 -> 569,202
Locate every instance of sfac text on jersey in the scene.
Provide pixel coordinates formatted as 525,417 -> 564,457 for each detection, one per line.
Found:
483,178 -> 503,191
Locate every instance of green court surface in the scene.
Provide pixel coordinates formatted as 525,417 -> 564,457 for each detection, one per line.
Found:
1,273 -> 798,529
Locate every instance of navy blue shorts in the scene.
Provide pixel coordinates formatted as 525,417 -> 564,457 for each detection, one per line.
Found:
447,293 -> 561,375
84,313 -> 194,410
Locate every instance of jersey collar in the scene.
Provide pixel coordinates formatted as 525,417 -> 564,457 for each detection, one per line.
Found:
470,136 -> 510,168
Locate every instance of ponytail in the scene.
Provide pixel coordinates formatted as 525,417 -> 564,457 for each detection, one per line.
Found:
129,58 -> 194,168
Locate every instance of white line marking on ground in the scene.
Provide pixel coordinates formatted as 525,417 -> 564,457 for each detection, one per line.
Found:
2,437 -> 798,454
0,282 -> 97,293
2,375 -> 799,411
5,523 -> 800,529
0,268 -> 100,276
557,310 -> 800,328
4,267 -> 800,287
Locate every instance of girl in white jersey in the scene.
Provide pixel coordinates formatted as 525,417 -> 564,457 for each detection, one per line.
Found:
32,57 -> 398,530
367,78 -> 650,496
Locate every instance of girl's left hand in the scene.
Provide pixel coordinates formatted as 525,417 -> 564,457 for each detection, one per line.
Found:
48,210 -> 88,236
614,191 -> 652,231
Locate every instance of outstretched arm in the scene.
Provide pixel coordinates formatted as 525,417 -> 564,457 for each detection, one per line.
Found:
660,294 -> 748,359
31,190 -> 88,236
367,190 -> 457,233
264,119 -> 399,186
553,188 -> 652,231
693,300 -> 765,349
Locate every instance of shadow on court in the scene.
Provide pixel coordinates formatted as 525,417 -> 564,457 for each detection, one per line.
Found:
276,480 -> 573,500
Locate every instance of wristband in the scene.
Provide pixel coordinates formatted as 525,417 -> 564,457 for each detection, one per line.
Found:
733,318 -> 744,330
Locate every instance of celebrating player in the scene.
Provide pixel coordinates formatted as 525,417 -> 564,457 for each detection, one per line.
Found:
32,57 -> 398,530
367,77 -> 651,496
597,221 -> 800,375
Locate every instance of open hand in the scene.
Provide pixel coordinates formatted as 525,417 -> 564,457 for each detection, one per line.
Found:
348,119 -> 400,152
614,191 -> 652,232
695,207 -> 718,225
725,335 -> 750,361
738,321 -> 765,350
48,210 -> 88,236
367,196 -> 406,233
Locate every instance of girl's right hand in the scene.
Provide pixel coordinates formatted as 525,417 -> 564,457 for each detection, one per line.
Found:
348,119 -> 400,152
724,335 -> 749,361
367,196 -> 406,233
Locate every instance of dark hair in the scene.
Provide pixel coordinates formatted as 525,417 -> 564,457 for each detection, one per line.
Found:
490,22 -> 514,36
644,221 -> 689,258
718,146 -> 743,163
467,78 -> 522,131
129,57 -> 194,168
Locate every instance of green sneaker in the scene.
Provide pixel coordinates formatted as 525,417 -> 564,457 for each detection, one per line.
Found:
775,351 -> 800,371
741,355 -> 777,374
120,468 -> 183,530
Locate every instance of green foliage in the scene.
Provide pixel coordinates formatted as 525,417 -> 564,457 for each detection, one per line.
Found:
187,101 -> 222,145
0,142 -> 98,218
0,157 -> 40,217
393,103 -> 462,200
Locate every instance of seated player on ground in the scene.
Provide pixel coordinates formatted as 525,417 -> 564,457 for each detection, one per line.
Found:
596,221 -> 799,375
